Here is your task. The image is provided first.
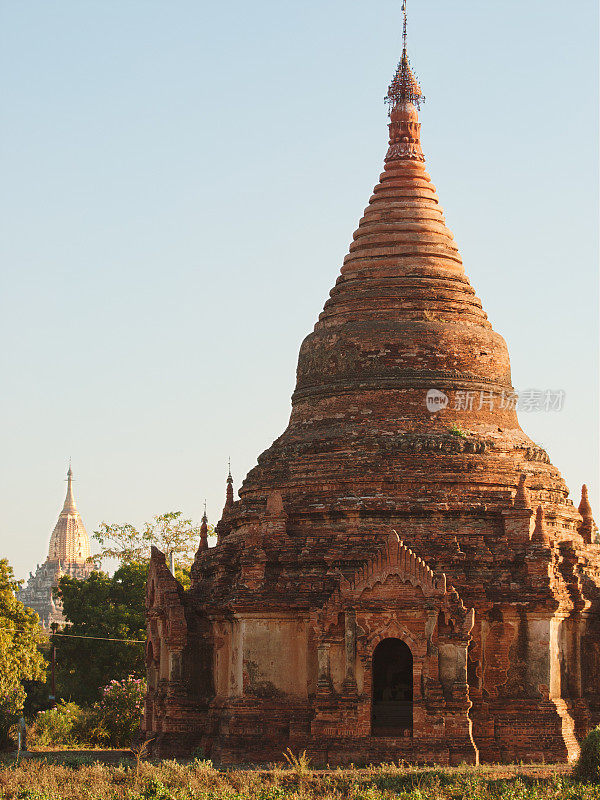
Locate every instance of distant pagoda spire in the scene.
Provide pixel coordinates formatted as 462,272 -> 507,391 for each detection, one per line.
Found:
63,461 -> 77,513
47,463 -> 91,564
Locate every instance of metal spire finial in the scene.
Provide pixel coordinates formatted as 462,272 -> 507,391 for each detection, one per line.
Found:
385,0 -> 424,112
227,457 -> 232,481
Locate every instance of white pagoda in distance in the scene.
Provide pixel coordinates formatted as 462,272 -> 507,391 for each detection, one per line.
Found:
19,465 -> 93,627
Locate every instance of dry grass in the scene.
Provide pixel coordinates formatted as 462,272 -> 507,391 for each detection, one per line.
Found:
0,755 -> 597,799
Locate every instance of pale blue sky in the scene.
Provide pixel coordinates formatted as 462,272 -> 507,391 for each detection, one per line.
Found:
1,0 -> 598,579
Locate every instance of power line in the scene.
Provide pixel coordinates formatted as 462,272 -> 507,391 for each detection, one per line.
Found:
0,626 -> 145,644
53,632 -> 145,644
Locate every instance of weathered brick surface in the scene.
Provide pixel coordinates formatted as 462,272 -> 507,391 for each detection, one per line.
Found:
144,51 -> 600,765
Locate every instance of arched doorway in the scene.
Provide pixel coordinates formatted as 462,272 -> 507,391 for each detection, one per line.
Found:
371,638 -> 413,735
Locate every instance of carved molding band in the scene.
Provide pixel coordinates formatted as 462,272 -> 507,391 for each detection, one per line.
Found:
385,142 -> 425,161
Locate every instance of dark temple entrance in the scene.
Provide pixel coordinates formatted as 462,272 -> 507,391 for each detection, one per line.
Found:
371,638 -> 413,735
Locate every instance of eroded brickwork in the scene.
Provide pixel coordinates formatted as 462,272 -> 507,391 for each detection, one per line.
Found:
144,39 -> 600,765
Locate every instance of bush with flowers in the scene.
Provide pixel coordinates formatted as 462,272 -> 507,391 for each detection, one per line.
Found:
93,675 -> 146,747
29,676 -> 146,748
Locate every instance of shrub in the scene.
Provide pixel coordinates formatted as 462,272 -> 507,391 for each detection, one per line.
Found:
93,675 -> 145,747
574,726 -> 600,783
29,676 -> 146,748
29,701 -> 83,747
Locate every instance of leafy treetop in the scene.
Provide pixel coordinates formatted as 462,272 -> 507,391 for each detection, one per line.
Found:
91,511 -> 214,568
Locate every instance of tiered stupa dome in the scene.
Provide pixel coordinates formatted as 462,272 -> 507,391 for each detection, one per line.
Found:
236,48 -> 577,535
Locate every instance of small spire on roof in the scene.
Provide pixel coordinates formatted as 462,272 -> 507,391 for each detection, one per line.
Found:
579,484 -> 592,519
199,503 -> 209,552
226,462 -> 234,508
513,474 -> 531,510
532,505 -> 550,547
578,484 -> 597,544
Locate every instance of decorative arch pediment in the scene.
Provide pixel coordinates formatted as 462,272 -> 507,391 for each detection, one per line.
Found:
345,531 -> 446,597
320,531 -> 448,624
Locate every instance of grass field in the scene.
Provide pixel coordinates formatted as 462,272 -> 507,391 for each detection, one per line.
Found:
0,755 -> 598,800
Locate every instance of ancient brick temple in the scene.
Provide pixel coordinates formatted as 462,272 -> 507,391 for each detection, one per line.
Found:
19,466 -> 92,627
144,20 -> 600,765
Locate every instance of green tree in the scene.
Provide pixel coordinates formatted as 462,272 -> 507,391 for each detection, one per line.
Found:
0,559 -> 46,747
54,511 -> 209,704
91,511 -> 211,567
53,562 -> 147,705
